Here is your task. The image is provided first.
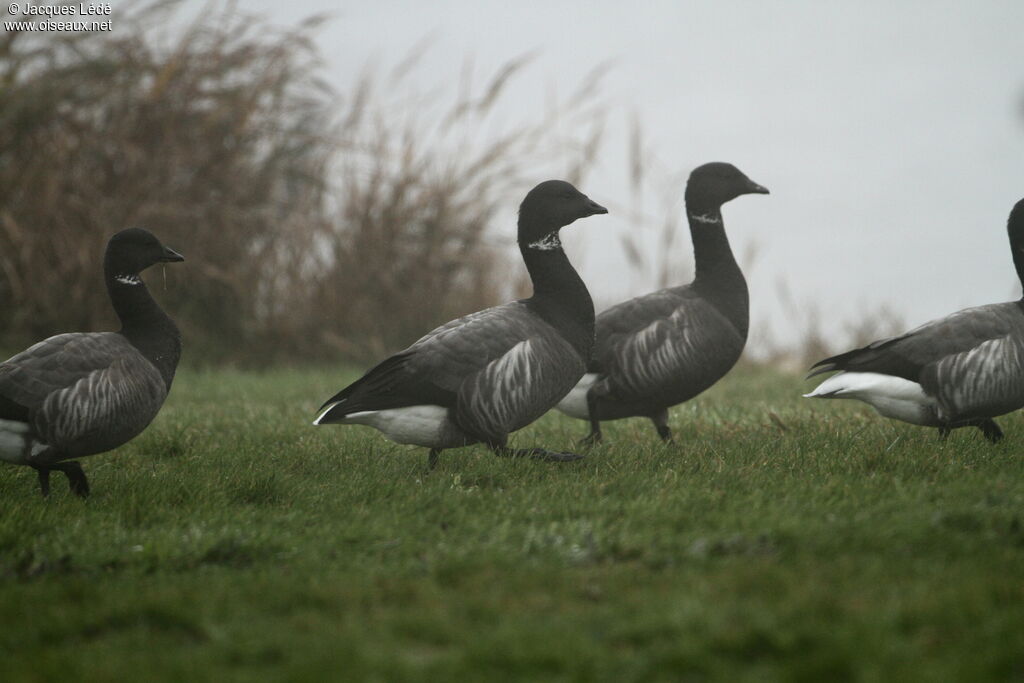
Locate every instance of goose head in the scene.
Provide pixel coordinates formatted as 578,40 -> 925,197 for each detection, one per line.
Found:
1008,197 -> 1024,244
685,162 -> 769,215
1006,198 -> 1024,288
518,180 -> 607,247
105,228 -> 184,279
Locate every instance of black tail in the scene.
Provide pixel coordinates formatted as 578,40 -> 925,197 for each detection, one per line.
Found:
313,400 -> 348,425
805,356 -> 844,379
806,333 -> 913,381
314,351 -> 454,421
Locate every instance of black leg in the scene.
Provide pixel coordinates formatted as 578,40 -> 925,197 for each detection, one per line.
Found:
581,391 -> 603,445
650,408 -> 673,443
32,466 -> 51,497
26,444 -> 52,497
973,419 -> 1004,444
938,419 -> 1003,444
53,461 -> 89,498
428,449 -> 441,470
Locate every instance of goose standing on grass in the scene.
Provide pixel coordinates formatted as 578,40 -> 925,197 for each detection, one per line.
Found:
805,198 -> 1024,442
555,162 -> 769,443
0,228 -> 184,497
315,180 -> 608,468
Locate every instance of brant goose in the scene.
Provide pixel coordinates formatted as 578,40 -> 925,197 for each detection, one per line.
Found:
315,180 -> 608,468
0,228 -> 184,497
805,198 -> 1024,442
556,162 -> 768,443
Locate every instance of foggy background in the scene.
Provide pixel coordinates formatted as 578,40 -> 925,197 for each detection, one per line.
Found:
227,0 -> 1024,354
3,0 -> 1023,364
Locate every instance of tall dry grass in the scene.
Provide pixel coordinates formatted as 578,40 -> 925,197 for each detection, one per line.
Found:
617,114 -> 695,293
311,55 -> 607,360
1,2 -> 334,362
0,1 -> 606,364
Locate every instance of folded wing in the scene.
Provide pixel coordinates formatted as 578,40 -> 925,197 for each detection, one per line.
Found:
319,302 -> 586,440
0,332 -> 167,454
809,302 -> 1024,421
592,288 -> 746,406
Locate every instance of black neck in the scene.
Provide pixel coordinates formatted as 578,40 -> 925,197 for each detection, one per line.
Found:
685,205 -> 749,337
518,234 -> 595,359
1010,213 -> 1024,295
104,264 -> 181,388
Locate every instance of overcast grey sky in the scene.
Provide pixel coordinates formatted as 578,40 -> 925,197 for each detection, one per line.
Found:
198,0 -> 1024,353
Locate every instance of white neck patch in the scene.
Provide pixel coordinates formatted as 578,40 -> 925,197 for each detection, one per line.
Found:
689,212 -> 721,225
115,274 -> 142,286
525,233 -> 562,251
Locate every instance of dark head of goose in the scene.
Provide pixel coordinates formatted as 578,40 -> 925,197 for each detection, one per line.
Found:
518,180 -> 608,249
684,162 -> 769,218
1010,197 -> 1024,237
1007,197 -> 1024,287
104,228 -> 185,282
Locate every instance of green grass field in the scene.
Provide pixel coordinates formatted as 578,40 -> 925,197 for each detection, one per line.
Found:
1,366 -> 1023,681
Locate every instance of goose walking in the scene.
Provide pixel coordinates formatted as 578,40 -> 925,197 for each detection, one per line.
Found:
555,162 -> 768,443
315,180 -> 608,468
0,228 -> 184,497
805,198 -> 1024,442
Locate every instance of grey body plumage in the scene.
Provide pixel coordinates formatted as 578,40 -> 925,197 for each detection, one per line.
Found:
0,228 -> 184,496
587,288 -> 746,421
1,333 -> 168,460
805,198 -> 1024,442
316,180 -> 608,467
556,162 -> 769,443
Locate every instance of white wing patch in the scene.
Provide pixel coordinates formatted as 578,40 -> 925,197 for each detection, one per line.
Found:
555,372 -> 599,420
472,340 -> 537,430
804,372 -> 939,426
41,362 -> 162,448
934,335 -> 1024,418
460,338 -> 574,437
616,309 -> 696,396
339,406 -> 449,448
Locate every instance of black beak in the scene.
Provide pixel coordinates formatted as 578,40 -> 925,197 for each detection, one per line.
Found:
746,179 -> 770,195
585,198 -> 609,215
160,246 -> 185,263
